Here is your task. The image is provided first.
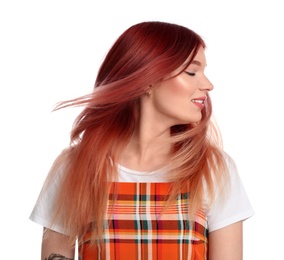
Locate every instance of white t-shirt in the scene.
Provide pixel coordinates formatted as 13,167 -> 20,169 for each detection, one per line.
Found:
30,154 -> 254,235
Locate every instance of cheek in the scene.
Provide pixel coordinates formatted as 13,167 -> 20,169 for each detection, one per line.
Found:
155,80 -> 180,101
167,77 -> 194,96
153,77 -> 194,103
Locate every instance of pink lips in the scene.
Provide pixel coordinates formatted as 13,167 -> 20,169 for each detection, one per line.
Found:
191,96 -> 207,109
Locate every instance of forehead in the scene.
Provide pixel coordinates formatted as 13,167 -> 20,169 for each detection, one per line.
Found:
179,47 -> 207,71
194,47 -> 206,61
167,47 -> 207,77
188,47 -> 206,67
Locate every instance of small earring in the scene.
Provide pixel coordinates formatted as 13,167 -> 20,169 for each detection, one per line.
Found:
145,85 -> 152,96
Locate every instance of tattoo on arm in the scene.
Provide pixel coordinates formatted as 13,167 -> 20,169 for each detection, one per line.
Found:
45,253 -> 74,260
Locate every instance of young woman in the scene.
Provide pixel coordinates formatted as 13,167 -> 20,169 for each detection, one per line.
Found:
30,21 -> 254,260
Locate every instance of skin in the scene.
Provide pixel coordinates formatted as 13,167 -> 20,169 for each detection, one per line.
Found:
120,47 -> 213,171
41,228 -> 75,260
208,221 -> 243,259
148,47 -> 214,128
41,47 -> 243,259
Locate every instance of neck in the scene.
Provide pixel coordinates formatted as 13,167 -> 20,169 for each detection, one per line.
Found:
119,127 -> 171,172
119,95 -> 175,171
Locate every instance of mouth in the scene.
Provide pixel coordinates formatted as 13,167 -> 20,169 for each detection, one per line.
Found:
191,99 -> 205,104
191,97 -> 206,108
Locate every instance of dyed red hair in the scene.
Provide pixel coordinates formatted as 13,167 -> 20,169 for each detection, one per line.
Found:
44,21 -> 229,247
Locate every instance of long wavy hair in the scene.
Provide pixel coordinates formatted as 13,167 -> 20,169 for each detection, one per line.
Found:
44,21 -> 229,247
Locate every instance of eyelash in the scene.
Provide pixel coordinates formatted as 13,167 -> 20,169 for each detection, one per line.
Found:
185,71 -> 195,76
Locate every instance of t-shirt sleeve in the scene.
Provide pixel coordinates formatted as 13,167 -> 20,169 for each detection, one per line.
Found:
29,150 -> 69,235
207,157 -> 254,232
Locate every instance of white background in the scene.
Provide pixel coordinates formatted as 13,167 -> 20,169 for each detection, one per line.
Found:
1,0 -> 283,259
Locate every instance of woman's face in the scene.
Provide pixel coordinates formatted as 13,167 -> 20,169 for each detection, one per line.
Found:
149,47 -> 213,126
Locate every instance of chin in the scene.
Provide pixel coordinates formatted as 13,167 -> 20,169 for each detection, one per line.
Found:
176,118 -> 202,125
171,113 -> 203,126
184,115 -> 203,124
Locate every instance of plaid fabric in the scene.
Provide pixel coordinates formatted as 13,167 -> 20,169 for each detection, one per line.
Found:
79,182 -> 208,260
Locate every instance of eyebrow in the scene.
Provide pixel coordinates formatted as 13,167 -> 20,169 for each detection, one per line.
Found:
181,59 -> 206,70
191,60 -> 202,66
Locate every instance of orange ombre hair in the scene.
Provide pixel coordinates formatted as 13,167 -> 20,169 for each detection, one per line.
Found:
44,21 -> 229,247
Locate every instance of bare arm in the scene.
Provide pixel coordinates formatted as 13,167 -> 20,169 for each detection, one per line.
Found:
41,228 -> 75,260
208,221 -> 243,260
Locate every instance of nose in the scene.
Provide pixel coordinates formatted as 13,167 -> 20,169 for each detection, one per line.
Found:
200,75 -> 214,92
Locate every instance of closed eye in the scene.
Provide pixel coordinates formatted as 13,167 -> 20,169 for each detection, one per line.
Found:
185,71 -> 195,76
